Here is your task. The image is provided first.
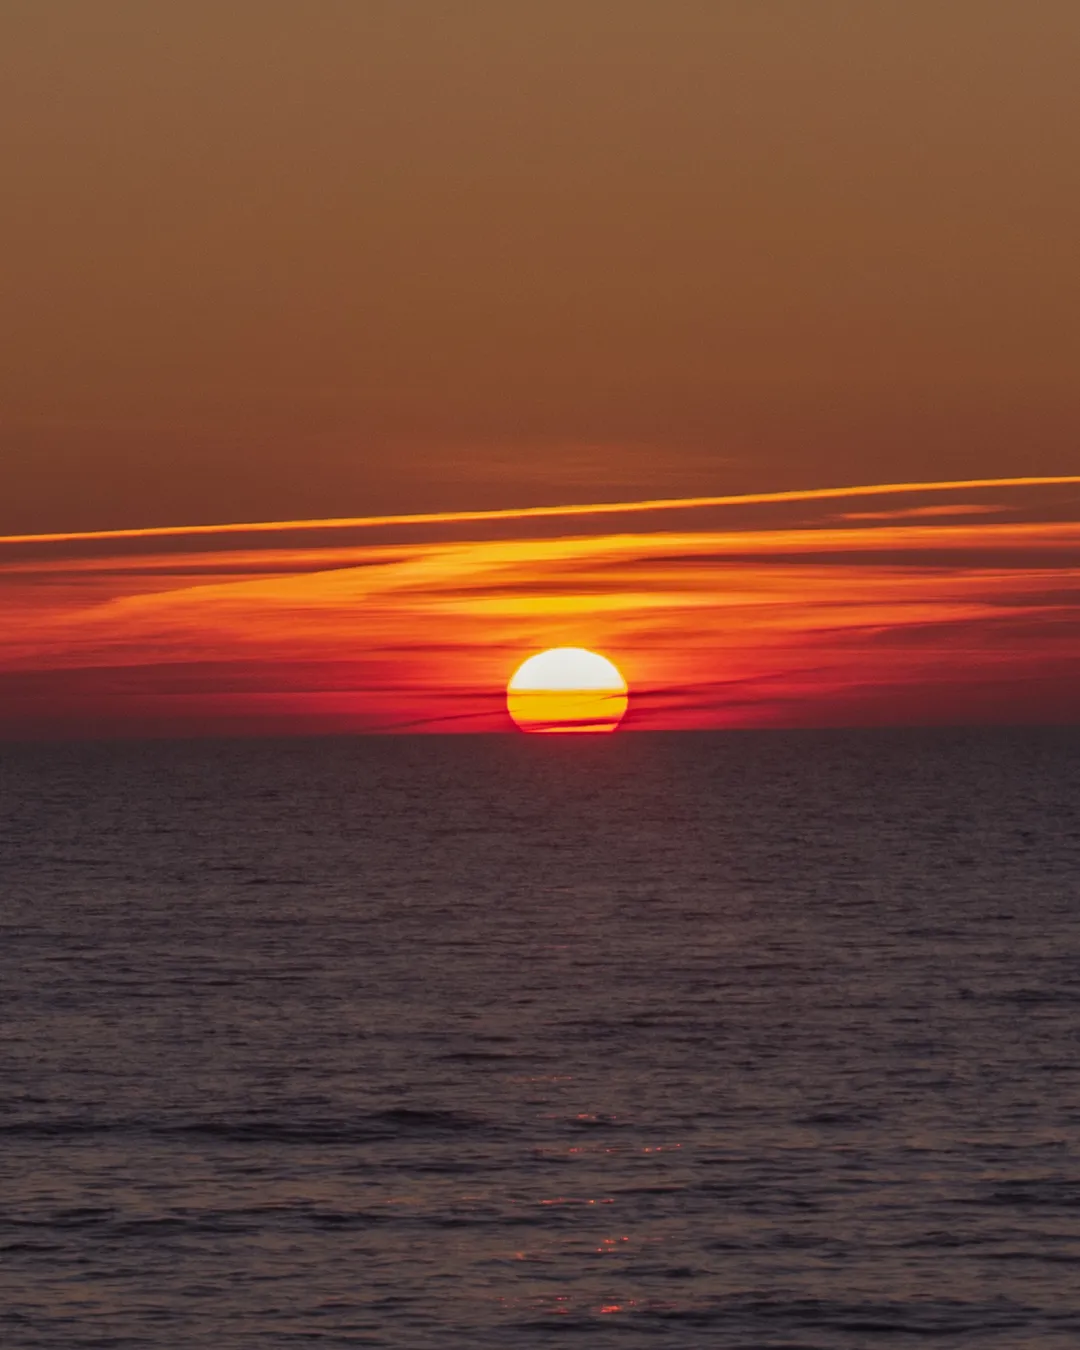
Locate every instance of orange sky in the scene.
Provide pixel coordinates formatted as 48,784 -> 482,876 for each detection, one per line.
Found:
2,7 -> 1078,737
2,3 -> 1079,534
3,480 -> 1078,739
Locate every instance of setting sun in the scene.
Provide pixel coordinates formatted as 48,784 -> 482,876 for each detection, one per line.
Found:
507,648 -> 629,734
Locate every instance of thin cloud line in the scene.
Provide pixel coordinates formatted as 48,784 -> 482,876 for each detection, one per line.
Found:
3,476 -> 1079,547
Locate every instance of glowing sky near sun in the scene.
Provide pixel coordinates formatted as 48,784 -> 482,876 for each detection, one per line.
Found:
2,478 -> 1078,740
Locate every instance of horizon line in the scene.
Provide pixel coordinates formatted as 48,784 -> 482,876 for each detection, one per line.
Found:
3,475 -> 1079,547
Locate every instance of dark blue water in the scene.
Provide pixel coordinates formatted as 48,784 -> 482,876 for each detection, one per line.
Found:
2,729 -> 1079,1348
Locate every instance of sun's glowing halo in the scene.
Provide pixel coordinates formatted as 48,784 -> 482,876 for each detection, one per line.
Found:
507,648 -> 629,733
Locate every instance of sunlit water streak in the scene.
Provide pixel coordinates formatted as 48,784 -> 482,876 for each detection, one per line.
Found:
1,729 -> 1079,1348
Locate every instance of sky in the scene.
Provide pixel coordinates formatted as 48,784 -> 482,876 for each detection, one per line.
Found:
4,479 -> 1080,738
2,3 -> 1078,736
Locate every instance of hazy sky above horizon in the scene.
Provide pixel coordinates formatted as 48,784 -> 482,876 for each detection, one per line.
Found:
3,1 -> 1079,534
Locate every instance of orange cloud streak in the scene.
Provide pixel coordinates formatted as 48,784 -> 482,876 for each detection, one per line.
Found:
3,487 -> 1080,739
3,475 -> 1080,547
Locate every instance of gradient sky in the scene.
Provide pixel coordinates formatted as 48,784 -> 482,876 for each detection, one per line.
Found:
3,5 -> 1078,738
4,480 -> 1079,738
3,1 -> 1079,534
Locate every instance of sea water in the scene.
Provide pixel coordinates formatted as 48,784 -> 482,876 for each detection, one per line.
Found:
1,728 -> 1079,1348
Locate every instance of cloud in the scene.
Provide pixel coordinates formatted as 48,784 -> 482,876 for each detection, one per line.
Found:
3,474 -> 1079,549
837,504 -> 1003,521
2,482 -> 1079,738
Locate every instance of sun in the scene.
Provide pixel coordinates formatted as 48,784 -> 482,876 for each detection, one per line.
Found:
507,648 -> 629,734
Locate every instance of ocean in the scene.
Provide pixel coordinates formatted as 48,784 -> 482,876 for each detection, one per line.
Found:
1,728 -> 1078,1348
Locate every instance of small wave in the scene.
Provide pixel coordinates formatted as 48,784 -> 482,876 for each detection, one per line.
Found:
630,1295 -> 1035,1336
0,1119 -> 118,1139
0,1107 -> 497,1146
438,1050 -> 519,1063
979,1179 -> 1080,1209
796,1109 -> 881,1126
995,987 -> 1080,1006
168,1106 -> 492,1145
